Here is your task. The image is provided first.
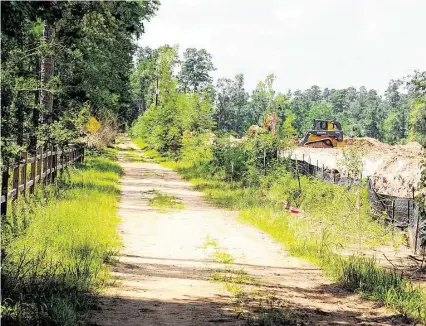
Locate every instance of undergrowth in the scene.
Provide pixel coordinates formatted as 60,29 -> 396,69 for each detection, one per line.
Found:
1,149 -> 122,325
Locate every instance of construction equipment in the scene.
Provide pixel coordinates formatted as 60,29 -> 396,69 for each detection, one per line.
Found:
248,113 -> 277,136
300,119 -> 344,148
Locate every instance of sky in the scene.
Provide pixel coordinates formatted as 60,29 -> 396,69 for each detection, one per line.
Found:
138,0 -> 426,93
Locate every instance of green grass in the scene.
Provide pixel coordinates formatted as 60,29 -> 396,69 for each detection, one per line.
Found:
203,237 -> 297,324
132,137 -> 165,163
160,159 -> 426,324
132,137 -> 148,150
1,149 -> 122,325
148,190 -> 184,212
120,147 -> 146,162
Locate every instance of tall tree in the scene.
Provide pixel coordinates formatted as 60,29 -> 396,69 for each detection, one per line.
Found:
178,48 -> 215,93
214,73 -> 249,134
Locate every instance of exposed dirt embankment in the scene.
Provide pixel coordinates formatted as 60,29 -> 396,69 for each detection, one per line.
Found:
288,138 -> 424,198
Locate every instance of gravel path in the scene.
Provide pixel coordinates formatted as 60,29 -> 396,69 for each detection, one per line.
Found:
90,139 -> 409,326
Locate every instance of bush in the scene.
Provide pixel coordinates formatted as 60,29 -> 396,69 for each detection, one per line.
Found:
181,131 -> 213,166
85,119 -> 118,149
210,132 -> 292,185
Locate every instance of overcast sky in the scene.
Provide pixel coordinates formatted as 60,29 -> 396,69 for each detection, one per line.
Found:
138,0 -> 426,93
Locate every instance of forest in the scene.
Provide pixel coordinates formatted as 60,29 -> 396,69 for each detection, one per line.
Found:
131,45 -> 426,158
1,1 -> 159,165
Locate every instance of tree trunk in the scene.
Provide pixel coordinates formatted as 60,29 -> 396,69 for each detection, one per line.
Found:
16,92 -> 24,146
40,21 -> 54,123
30,90 -> 40,152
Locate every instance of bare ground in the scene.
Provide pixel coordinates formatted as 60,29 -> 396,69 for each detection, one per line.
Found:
90,139 -> 412,326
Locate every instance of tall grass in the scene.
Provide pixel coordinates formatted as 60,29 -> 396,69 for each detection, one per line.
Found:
1,150 -> 122,325
159,158 -> 426,323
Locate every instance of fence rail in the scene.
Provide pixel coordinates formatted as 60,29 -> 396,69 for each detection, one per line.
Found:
1,145 -> 84,216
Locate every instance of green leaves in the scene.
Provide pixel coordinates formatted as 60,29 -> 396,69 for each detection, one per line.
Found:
2,1 -> 158,164
178,48 -> 215,94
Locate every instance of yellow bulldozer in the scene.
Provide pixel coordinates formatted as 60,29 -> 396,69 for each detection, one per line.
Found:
300,119 -> 344,148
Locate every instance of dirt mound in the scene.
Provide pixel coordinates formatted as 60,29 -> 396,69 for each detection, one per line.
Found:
290,138 -> 424,198
345,137 -> 391,150
360,140 -> 424,197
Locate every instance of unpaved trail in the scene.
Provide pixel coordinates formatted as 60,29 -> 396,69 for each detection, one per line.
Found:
91,139 -> 410,326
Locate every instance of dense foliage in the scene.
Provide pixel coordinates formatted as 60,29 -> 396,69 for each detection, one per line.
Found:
1,0 -> 159,165
131,44 -> 426,152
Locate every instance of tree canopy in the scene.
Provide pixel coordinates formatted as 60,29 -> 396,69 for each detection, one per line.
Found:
1,0 -> 159,164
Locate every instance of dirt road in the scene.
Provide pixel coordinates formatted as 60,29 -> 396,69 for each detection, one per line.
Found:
91,139 -> 409,325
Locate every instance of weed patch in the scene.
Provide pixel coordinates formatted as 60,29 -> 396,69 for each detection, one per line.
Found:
202,237 -> 298,324
148,190 -> 184,212
134,138 -> 426,323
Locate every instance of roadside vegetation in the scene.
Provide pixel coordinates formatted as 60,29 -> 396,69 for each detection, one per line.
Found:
4,1 -> 426,324
202,237 -> 299,325
1,150 -> 122,325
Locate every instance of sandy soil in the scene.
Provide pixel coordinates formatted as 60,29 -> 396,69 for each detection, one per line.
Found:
90,139 -> 412,326
288,140 -> 423,198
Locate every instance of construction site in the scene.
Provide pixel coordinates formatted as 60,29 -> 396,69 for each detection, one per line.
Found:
290,137 -> 424,199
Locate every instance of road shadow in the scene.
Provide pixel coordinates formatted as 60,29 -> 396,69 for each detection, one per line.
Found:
89,256 -> 412,326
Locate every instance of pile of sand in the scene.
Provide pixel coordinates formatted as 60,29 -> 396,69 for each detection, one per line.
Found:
362,139 -> 424,198
290,138 -> 424,198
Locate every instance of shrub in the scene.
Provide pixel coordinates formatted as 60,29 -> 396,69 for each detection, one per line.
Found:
85,119 -> 118,149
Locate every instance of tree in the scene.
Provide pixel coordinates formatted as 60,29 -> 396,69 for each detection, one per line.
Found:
214,73 -> 249,134
178,48 -> 215,93
132,45 -> 214,158
131,46 -> 158,117
408,71 -> 426,145
1,0 -> 159,165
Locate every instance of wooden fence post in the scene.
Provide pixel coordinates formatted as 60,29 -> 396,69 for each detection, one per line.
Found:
391,200 -> 395,224
48,145 -> 53,184
43,146 -> 48,185
63,147 -> 68,168
413,187 -> 421,254
29,151 -> 36,194
59,146 -> 63,173
52,145 -> 58,182
21,151 -> 28,196
1,170 -> 9,215
37,147 -> 43,184
12,165 -> 19,202
69,145 -> 73,165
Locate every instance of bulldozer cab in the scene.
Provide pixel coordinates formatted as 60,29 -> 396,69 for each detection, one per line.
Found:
313,119 -> 341,131
300,119 -> 344,148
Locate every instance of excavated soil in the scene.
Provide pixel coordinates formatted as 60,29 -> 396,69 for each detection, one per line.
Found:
90,140 -> 412,326
290,138 -> 424,198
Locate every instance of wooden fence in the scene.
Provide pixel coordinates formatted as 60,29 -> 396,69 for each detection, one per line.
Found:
1,145 -> 84,216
